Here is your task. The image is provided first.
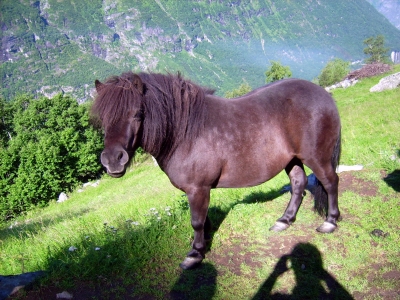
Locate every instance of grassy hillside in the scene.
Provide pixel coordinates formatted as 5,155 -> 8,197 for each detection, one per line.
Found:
2,0 -> 400,101
1,66 -> 399,299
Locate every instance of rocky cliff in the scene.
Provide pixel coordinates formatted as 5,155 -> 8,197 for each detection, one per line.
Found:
2,0 -> 400,101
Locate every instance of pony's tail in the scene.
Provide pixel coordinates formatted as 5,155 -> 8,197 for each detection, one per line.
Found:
314,129 -> 341,217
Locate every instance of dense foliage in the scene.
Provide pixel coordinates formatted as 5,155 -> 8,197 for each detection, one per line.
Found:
0,95 -> 103,220
317,58 -> 350,87
224,82 -> 252,98
265,61 -> 292,83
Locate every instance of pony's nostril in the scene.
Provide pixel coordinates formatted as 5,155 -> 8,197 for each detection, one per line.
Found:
100,152 -> 109,166
118,150 -> 129,165
117,152 -> 123,161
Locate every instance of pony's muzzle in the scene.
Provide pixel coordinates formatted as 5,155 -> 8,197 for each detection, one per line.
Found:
101,148 -> 129,177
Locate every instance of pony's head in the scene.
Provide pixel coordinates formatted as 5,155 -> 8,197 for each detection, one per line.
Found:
92,72 -> 145,177
92,71 -> 210,177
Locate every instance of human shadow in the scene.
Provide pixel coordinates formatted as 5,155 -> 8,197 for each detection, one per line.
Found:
252,243 -> 353,300
170,262 -> 217,300
383,169 -> 400,192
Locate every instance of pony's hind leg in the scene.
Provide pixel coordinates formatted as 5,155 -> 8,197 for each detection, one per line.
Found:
270,158 -> 307,232
312,164 -> 340,233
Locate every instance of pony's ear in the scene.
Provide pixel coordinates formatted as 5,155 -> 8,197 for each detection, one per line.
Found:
95,80 -> 104,93
133,74 -> 144,95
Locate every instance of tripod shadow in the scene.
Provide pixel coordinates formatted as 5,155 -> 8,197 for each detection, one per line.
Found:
252,243 -> 354,300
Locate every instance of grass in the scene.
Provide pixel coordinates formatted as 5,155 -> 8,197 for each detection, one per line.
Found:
1,65 -> 400,299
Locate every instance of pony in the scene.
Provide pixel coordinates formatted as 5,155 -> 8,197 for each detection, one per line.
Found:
92,72 -> 341,269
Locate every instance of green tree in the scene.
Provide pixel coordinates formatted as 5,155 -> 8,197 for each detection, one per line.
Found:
0,98 -> 14,148
0,94 -> 104,220
363,35 -> 390,64
225,82 -> 252,98
265,61 -> 292,83
317,58 -> 350,87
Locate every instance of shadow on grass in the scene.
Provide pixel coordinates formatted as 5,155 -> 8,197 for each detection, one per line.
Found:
383,149 -> 400,192
170,262 -> 217,300
15,187 -> 285,298
28,216 -> 188,299
383,169 -> 400,192
252,243 -> 353,300
206,187 -> 285,251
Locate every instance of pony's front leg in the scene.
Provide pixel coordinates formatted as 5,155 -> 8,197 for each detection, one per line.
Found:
180,186 -> 210,270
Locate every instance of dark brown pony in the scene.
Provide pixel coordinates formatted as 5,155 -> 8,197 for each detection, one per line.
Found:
92,72 -> 341,269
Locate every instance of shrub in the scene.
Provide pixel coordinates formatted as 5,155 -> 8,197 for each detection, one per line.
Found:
317,58 -> 350,87
265,61 -> 292,83
224,82 -> 252,98
0,94 -> 104,220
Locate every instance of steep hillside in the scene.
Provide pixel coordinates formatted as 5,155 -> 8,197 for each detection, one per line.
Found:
367,0 -> 400,29
1,0 -> 400,101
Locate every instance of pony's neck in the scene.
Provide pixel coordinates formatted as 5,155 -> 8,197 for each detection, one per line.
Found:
138,74 -> 208,163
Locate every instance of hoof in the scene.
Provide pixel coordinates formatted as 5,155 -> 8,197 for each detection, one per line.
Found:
179,256 -> 203,270
316,221 -> 337,233
269,221 -> 290,232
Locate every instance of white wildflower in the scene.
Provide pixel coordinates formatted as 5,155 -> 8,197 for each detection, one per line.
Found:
95,247 -> 101,251
68,246 -> 77,252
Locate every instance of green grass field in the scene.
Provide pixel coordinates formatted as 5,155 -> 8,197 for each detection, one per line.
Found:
1,66 -> 399,299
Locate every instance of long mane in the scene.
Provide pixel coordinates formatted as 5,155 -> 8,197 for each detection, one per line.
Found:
92,72 -> 211,158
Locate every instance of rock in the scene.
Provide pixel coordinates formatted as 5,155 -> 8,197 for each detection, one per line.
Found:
80,180 -> 100,192
91,180 -> 100,187
57,192 -> 68,203
370,72 -> 400,92
0,271 -> 46,300
325,78 -> 358,92
336,165 -> 363,173
56,291 -> 73,299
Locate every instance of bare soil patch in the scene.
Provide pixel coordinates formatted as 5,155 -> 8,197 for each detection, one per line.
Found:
339,171 -> 378,197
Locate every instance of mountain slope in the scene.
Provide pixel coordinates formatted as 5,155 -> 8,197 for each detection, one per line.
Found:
1,0 -> 400,101
366,0 -> 400,29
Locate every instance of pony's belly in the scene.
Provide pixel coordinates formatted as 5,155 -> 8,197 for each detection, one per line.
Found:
216,165 -> 279,188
